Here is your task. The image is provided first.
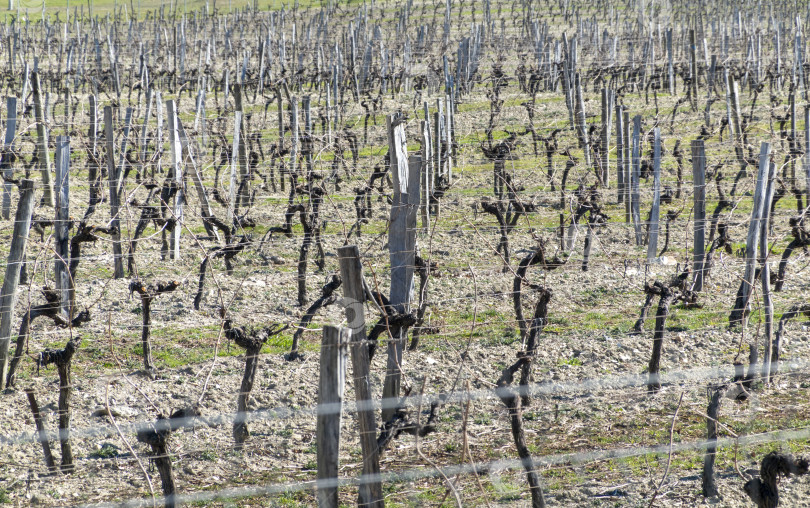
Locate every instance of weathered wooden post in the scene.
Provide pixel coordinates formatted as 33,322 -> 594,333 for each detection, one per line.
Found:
276,86 -> 284,154
316,325 -> 348,508
730,142 -> 771,327
600,88 -> 611,187
631,115 -> 642,244
32,72 -> 55,207
104,106 -> 125,279
805,106 -> 810,207
382,115 -> 420,424
116,107 -> 133,193
689,28 -> 698,110
54,136 -> 71,318
704,55 -> 717,126
140,89 -> 153,181
234,84 -> 250,208
0,179 -> 35,385
574,73 -> 591,169
178,119 -> 218,241
760,161 -> 777,382
155,90 -> 164,177
336,245 -> 384,508
420,104 -> 432,232
623,110 -> 631,222
667,28 -> 675,95
729,76 -> 743,147
86,95 -> 101,217
165,100 -> 183,260
1,96 -> 17,219
227,111 -> 242,224
445,93 -> 454,181
434,100 -> 443,188
647,128 -> 661,260
692,139 -> 707,291
616,103 -> 624,203
290,96 -> 299,177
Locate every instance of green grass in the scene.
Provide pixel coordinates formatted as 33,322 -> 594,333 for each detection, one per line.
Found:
89,443 -> 121,459
7,0 -> 342,21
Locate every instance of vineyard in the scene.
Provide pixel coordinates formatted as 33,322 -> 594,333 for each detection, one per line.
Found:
0,0 -> 810,506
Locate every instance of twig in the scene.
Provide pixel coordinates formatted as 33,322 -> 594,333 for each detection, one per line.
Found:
463,379 -> 492,507
649,391 -> 684,507
414,377 -> 462,508
105,381 -> 157,508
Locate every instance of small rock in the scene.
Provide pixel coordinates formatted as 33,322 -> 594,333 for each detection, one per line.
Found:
92,407 -> 120,418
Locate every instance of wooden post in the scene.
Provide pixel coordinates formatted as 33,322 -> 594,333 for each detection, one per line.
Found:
692,139 -> 707,291
705,55 -> 717,126
631,115 -> 642,245
445,94 -> 454,181
155,91 -> 164,178
574,73 -> 591,169
667,28 -> 674,95
165,100 -> 183,260
140,89 -> 153,182
32,72 -> 55,207
316,326 -> 348,508
54,136 -> 71,319
116,107 -> 133,195
0,179 -> 36,384
87,95 -> 100,213
600,88 -> 611,187
730,142 -> 771,327
616,104 -> 624,203
434,100 -> 443,186
382,116 -> 420,424
689,29 -> 698,110
729,77 -> 743,147
227,111 -> 242,224
1,96 -> 17,219
723,69 -> 734,140
336,245 -> 384,508
623,110 -> 631,222
104,106 -> 125,279
421,112 -> 432,232
234,84 -> 249,208
276,86 -> 284,152
303,95 -> 313,178
647,128 -> 661,260
178,119 -> 218,242
290,96 -> 298,177
805,106 -> 810,207
760,161 -> 777,381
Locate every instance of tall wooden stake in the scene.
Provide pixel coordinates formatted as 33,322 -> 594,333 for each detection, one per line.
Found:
337,245 -> 384,508
316,326 -> 348,508
0,179 -> 36,385
382,116 -> 420,424
692,139 -> 706,291
1,96 -> 17,219
104,106 -> 125,278
32,72 -> 55,207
